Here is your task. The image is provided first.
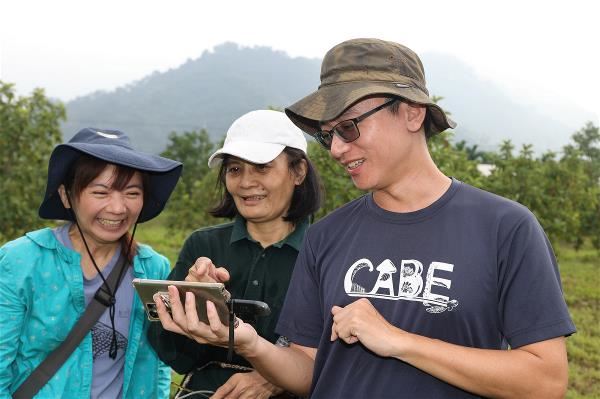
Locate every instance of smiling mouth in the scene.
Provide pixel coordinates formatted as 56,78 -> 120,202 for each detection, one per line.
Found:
98,218 -> 124,226
242,195 -> 266,201
347,159 -> 364,170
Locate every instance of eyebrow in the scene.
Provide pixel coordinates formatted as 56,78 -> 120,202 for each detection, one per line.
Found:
89,183 -> 143,190
124,184 -> 143,190
89,183 -> 110,189
226,157 -> 268,167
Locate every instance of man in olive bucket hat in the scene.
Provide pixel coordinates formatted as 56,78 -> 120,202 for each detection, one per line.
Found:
157,39 -> 575,399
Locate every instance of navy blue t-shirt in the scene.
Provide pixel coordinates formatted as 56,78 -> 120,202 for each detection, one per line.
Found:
276,179 -> 575,399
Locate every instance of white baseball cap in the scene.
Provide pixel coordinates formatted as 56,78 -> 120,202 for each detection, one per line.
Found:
208,110 -> 308,168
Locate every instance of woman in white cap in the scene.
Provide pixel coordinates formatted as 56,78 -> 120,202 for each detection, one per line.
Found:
148,110 -> 322,398
0,128 -> 182,398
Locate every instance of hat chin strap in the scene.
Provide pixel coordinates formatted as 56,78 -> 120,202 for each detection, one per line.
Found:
65,191 -> 138,359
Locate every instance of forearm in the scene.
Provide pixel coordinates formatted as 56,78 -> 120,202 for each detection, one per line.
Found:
395,333 -> 568,399
240,339 -> 315,396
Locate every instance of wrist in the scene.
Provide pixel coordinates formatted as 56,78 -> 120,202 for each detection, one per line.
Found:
389,328 -> 415,360
235,330 -> 262,358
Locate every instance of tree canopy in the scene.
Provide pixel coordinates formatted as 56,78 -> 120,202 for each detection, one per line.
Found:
0,82 -> 66,242
158,120 -> 600,252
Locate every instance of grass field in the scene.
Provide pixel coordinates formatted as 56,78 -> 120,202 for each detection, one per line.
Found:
137,218 -> 600,398
560,246 -> 600,398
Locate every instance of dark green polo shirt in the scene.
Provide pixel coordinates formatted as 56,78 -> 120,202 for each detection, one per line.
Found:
148,216 -> 308,393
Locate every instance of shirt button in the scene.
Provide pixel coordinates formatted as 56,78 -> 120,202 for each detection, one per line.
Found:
252,280 -> 259,286
261,253 -> 266,258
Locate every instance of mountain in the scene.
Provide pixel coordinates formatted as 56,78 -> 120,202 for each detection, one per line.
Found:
421,53 -> 589,153
63,43 -> 591,154
62,42 -> 321,153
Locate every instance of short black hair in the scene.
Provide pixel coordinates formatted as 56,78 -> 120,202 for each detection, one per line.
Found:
209,147 -> 323,225
388,96 -> 433,138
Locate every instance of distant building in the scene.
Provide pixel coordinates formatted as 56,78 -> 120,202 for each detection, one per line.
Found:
477,163 -> 496,177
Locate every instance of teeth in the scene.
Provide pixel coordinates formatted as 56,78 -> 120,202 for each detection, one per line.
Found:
347,160 -> 364,170
98,219 -> 122,226
245,195 -> 265,200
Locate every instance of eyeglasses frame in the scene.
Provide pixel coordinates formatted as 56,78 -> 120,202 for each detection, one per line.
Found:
315,98 -> 398,149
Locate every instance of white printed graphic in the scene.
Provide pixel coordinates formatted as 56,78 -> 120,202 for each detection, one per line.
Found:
344,258 -> 458,313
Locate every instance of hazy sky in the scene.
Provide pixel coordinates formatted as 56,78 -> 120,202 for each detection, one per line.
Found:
1,0 -> 598,123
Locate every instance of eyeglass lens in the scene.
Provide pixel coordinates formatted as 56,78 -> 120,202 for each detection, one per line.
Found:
318,120 -> 358,148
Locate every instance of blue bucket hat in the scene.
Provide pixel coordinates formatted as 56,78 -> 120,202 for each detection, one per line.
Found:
39,127 -> 183,223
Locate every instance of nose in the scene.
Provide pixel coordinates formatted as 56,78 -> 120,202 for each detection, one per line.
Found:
106,192 -> 127,214
329,134 -> 351,160
239,169 -> 258,188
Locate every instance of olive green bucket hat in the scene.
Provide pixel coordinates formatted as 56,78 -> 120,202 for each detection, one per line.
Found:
285,38 -> 456,137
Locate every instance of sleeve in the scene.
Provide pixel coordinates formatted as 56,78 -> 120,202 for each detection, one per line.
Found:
275,231 -> 323,348
158,253 -> 171,279
497,211 -> 576,348
0,245 -> 27,396
146,252 -> 173,398
156,359 -> 171,399
146,233 -> 212,374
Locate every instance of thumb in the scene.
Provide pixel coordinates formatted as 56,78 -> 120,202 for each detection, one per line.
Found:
212,374 -> 238,399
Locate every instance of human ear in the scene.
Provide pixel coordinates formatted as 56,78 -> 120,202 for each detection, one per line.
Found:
294,159 -> 308,185
58,185 -> 71,209
405,103 -> 427,133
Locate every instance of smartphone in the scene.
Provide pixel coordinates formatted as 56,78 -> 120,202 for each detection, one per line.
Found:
132,278 -> 231,324
132,279 -> 271,325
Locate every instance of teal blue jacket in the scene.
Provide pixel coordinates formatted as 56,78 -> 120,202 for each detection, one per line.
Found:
0,228 -> 171,398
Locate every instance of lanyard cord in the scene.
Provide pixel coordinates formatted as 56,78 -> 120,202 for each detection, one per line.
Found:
228,299 -> 235,363
66,192 -> 137,359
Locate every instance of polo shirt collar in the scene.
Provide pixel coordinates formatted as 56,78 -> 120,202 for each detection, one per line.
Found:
229,215 -> 309,251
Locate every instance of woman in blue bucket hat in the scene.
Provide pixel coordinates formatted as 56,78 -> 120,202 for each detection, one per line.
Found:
0,127 -> 182,398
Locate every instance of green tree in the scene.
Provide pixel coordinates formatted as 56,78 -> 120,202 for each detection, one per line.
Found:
0,82 -> 66,243
428,132 -> 484,187
163,168 -> 222,233
160,129 -> 220,232
538,150 -> 593,249
566,121 -> 600,181
454,139 -> 494,163
161,129 -> 215,188
480,139 -> 597,251
562,122 -> 600,249
308,142 -> 364,221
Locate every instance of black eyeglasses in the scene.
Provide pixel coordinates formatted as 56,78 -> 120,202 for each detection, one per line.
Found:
314,98 -> 397,149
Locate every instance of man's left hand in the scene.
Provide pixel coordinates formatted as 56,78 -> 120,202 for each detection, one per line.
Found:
211,370 -> 284,399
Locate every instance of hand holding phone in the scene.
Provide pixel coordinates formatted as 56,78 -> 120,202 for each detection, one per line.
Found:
132,279 -> 270,325
133,279 -> 231,324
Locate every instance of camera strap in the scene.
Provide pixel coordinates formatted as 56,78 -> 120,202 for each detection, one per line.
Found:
12,255 -> 129,399
227,299 -> 236,363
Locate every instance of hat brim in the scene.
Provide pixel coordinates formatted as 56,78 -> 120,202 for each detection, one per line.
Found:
285,81 -> 456,137
39,144 -> 182,223
208,140 -> 286,168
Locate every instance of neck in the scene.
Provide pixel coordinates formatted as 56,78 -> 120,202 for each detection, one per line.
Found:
68,225 -> 120,276
246,219 -> 295,248
373,147 -> 451,213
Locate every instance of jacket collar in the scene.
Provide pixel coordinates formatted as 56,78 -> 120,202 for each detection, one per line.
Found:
26,227 -> 152,273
